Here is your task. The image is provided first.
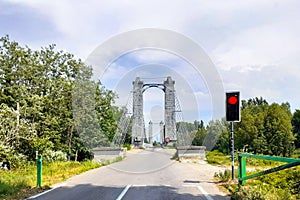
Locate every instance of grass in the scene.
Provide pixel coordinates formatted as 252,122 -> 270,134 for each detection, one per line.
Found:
206,150 -> 231,166
209,150 -> 300,200
0,161 -> 101,200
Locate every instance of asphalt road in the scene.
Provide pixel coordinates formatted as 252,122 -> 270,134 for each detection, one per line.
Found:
29,148 -> 230,200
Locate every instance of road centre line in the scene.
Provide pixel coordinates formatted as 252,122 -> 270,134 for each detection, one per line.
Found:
116,184 -> 131,200
197,186 -> 214,200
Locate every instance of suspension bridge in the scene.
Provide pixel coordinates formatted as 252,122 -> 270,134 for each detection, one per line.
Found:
112,76 -> 193,147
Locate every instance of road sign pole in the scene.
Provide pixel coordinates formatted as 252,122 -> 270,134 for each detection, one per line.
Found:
230,122 -> 235,179
36,153 -> 42,187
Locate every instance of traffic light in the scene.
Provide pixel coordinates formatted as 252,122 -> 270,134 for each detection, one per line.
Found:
226,92 -> 240,122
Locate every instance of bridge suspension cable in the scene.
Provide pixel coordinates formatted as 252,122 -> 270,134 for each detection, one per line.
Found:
111,94 -> 133,147
175,94 -> 194,146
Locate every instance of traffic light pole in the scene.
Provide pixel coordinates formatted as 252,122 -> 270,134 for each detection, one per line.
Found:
230,122 -> 235,180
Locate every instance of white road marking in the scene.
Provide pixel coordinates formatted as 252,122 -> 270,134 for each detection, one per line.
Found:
162,184 -> 171,187
116,184 -> 131,200
197,186 -> 214,200
26,183 -> 66,199
182,184 -> 197,187
132,184 -> 147,187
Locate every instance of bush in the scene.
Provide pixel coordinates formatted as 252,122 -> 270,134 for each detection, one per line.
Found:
231,185 -> 297,200
0,142 -> 27,169
42,150 -> 67,163
123,143 -> 131,151
231,186 -> 267,200
214,169 -> 231,182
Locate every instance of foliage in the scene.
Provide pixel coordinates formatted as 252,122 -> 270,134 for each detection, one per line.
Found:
256,166 -> 300,198
0,35 -> 118,165
42,150 -> 67,162
213,97 -> 296,157
203,119 -> 228,151
231,184 -> 298,200
123,143 -> 131,151
206,150 -> 231,166
238,160 -> 298,199
191,126 -> 207,146
292,110 -> 300,148
210,150 -> 300,200
176,121 -> 200,133
214,169 -> 231,182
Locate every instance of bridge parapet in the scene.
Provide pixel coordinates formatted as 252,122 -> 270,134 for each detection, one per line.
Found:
176,146 -> 206,160
92,147 -> 127,163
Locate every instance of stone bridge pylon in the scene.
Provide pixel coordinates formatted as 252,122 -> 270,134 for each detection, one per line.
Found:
132,76 -> 176,144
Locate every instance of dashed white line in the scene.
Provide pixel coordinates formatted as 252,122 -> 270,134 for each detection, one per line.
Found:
116,184 -> 131,200
197,186 -> 214,200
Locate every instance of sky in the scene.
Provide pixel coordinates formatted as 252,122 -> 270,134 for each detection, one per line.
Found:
1,0 -> 300,126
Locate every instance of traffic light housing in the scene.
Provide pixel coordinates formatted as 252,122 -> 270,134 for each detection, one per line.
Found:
226,92 -> 240,122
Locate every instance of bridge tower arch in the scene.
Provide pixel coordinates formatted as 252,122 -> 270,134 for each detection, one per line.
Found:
132,76 -> 176,144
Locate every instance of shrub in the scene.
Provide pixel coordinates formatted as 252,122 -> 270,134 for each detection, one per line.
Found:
0,142 -> 27,169
123,143 -> 131,151
231,186 -> 267,200
214,169 -> 231,182
42,150 -> 67,163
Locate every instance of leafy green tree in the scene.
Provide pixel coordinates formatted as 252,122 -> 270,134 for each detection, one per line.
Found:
0,35 -> 118,163
95,81 -> 117,142
191,120 -> 207,146
264,103 -> 295,156
292,110 -> 300,148
233,98 -> 295,156
176,121 -> 198,133
191,129 -> 207,146
203,118 -> 228,151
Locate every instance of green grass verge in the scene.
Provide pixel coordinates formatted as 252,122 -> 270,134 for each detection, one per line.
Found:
206,150 -> 231,166
210,150 -> 300,200
0,161 -> 101,200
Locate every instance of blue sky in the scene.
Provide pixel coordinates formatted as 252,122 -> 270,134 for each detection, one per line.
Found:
1,0 -> 300,125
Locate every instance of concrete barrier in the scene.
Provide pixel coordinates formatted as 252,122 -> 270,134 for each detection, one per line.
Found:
176,146 -> 206,160
92,147 -> 127,163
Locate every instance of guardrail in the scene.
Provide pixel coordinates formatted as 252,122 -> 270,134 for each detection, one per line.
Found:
238,153 -> 300,185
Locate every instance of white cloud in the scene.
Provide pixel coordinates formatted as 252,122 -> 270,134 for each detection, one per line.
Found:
213,22 -> 300,71
2,0 -> 300,117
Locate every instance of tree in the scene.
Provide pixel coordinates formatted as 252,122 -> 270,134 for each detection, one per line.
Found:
203,119 -> 228,151
264,103 -> 295,156
95,81 -> 117,142
191,120 -> 207,146
0,35 -> 118,163
292,110 -> 300,148
233,98 -> 296,156
191,129 -> 207,146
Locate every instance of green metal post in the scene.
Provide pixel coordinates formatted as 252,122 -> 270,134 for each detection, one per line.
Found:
37,155 -> 42,187
238,154 -> 247,185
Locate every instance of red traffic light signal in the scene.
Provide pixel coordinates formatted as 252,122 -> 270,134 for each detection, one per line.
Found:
165,137 -> 170,143
228,96 -> 238,105
226,92 -> 240,122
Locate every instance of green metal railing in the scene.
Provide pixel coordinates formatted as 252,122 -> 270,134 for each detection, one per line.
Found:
238,153 -> 300,185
